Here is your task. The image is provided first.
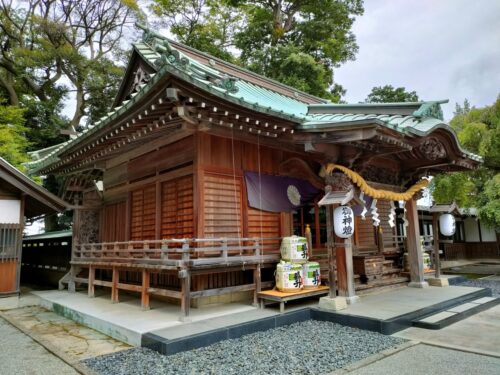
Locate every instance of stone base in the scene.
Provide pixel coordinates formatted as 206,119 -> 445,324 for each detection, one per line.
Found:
427,277 -> 449,287
346,295 -> 360,305
318,296 -> 348,311
408,281 -> 430,288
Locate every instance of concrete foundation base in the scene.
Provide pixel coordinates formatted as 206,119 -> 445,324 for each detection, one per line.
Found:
318,296 -> 348,311
408,281 -> 429,288
427,278 -> 449,287
346,295 -> 360,305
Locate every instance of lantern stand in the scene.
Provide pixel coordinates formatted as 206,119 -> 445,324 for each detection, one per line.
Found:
427,203 -> 460,287
317,186 -> 360,311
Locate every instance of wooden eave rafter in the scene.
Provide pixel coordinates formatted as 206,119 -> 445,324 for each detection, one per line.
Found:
44,76 -> 304,176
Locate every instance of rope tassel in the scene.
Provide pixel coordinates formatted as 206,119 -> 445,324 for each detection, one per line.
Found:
388,201 -> 396,228
371,199 -> 380,227
359,191 -> 367,220
400,200 -> 409,227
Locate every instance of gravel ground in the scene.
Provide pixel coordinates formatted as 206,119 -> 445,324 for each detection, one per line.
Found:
83,320 -> 406,375
457,278 -> 500,297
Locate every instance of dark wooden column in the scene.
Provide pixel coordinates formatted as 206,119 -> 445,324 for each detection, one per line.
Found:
336,237 -> 357,303
406,198 -> 428,287
326,205 -> 336,298
432,213 -> 441,278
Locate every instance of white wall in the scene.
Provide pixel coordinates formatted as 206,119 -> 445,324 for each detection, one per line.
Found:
464,218 -> 480,242
0,199 -> 21,224
480,222 -> 497,242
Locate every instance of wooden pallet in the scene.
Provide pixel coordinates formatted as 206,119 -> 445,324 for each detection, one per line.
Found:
258,285 -> 330,313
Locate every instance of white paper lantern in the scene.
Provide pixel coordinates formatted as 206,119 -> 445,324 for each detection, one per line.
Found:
334,206 -> 354,238
439,213 -> 456,236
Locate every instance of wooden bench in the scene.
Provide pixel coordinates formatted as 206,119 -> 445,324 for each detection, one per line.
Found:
257,285 -> 330,313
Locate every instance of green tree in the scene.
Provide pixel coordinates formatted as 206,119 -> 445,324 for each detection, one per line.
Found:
432,96 -> 500,228
0,103 -> 29,169
0,0 -> 141,139
365,85 -> 419,103
151,0 -> 364,101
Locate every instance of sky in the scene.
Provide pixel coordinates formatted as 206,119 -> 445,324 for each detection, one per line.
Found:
335,0 -> 500,120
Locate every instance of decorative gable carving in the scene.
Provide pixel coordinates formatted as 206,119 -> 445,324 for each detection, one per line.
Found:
419,138 -> 447,160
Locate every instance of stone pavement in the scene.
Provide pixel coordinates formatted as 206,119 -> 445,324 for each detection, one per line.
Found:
0,316 -> 79,375
344,344 -> 500,375
394,304 -> 500,357
1,305 -> 130,361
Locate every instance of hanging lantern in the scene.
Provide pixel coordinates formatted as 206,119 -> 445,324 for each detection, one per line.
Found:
439,213 -> 456,236
334,206 -> 354,238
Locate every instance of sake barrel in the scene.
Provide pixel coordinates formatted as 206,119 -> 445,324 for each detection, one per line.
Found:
276,262 -> 304,293
280,236 -> 309,263
303,262 -> 321,289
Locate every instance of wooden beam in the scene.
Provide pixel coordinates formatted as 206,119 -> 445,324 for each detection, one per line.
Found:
180,273 -> 191,318
406,199 -> 428,287
326,205 -> 336,298
141,270 -> 150,310
88,265 -> 95,297
432,213 -> 441,278
111,267 -> 119,303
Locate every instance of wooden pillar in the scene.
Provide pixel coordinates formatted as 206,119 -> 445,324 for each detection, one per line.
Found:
253,239 -> 261,306
181,273 -> 191,318
141,270 -> 150,309
406,199 -> 428,288
377,226 -> 384,255
344,238 -> 356,300
180,242 -> 191,319
326,205 -> 336,298
432,213 -> 441,278
336,238 -> 357,303
111,267 -> 119,303
88,265 -> 95,297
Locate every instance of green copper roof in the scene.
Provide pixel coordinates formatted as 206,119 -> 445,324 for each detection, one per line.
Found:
25,26 -> 482,173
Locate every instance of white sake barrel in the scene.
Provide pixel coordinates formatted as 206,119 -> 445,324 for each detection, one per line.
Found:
276,262 -> 304,293
303,262 -> 321,289
280,236 -> 309,263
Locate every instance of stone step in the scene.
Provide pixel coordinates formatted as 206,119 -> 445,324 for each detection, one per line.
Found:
412,296 -> 500,330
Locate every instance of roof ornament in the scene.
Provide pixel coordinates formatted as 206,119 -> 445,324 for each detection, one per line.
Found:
413,102 -> 444,120
215,75 -> 239,93
154,40 -> 190,68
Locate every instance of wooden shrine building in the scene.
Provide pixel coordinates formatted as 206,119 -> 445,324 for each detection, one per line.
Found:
0,157 -> 67,295
26,25 -> 481,316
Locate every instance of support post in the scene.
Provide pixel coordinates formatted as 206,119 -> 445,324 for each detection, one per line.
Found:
88,265 -> 95,297
433,213 -> 441,278
180,272 -> 191,320
377,226 -> 385,255
180,242 -> 191,321
428,213 -> 448,287
326,205 -> 336,298
253,239 -> 261,306
141,270 -> 150,310
406,198 -> 429,288
318,204 -> 347,311
111,267 -> 119,303
343,238 -> 359,304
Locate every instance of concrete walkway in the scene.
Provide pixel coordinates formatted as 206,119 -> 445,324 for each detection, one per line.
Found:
345,344 -> 500,375
333,285 -> 485,320
0,317 -> 79,375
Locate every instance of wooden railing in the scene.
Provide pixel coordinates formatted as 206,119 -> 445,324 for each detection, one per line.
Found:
73,237 -> 281,269
68,237 -> 282,317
